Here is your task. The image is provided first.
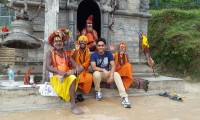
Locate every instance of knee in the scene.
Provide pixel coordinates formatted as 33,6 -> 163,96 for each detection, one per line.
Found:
114,72 -> 120,77
93,71 -> 101,79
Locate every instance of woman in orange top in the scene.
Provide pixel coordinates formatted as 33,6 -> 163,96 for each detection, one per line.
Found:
71,35 -> 93,94
46,29 -> 83,115
111,42 -> 134,90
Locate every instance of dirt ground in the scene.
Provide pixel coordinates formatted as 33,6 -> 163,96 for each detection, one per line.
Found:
0,82 -> 200,120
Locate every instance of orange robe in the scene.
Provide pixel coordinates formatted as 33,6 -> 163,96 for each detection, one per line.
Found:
51,50 -> 70,75
81,28 -> 98,47
113,52 -> 134,90
50,50 -> 78,101
71,49 -> 93,94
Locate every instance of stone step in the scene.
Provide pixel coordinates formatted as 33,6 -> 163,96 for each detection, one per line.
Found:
0,76 -> 184,112
0,57 -> 15,62
0,75 -> 42,81
133,72 -> 159,77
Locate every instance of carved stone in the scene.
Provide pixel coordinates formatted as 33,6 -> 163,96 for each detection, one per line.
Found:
116,0 -> 127,10
140,0 -> 150,12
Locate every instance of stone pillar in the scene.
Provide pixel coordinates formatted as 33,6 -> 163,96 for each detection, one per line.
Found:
101,12 -> 110,43
67,9 -> 75,50
42,0 -> 59,82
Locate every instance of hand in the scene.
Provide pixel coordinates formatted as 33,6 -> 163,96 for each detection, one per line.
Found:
103,69 -> 110,78
107,75 -> 113,84
57,75 -> 64,83
67,69 -> 76,76
109,42 -> 115,52
74,41 -> 80,50
75,66 -> 83,74
58,71 -> 67,77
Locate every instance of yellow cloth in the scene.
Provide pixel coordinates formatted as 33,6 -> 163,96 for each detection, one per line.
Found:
78,35 -> 88,43
50,75 -> 78,102
142,35 -> 150,52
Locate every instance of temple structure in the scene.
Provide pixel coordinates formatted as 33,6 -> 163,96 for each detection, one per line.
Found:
0,0 -> 152,81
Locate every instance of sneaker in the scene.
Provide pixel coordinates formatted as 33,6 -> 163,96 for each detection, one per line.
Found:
95,91 -> 102,101
122,97 -> 131,108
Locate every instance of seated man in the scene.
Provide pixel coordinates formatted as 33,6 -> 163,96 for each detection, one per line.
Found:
71,35 -> 93,94
81,15 -> 98,51
46,29 -> 84,115
110,42 -> 134,91
90,38 -> 131,108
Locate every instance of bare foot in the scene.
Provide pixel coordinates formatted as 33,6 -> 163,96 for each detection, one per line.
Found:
71,107 -> 84,115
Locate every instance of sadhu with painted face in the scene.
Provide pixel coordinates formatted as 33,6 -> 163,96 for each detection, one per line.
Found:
71,35 -> 93,94
81,15 -> 98,51
110,42 -> 134,91
46,29 -> 84,115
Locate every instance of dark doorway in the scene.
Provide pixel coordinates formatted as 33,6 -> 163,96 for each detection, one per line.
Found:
77,0 -> 101,38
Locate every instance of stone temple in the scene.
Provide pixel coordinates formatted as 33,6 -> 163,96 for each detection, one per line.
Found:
0,0 -> 152,81
0,1 -> 184,110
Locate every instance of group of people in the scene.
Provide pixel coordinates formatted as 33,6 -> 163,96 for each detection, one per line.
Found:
46,15 -> 135,115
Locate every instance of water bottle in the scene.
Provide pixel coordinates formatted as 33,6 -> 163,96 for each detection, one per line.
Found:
8,68 -> 15,84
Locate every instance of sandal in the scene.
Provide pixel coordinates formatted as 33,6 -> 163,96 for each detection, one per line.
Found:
169,95 -> 183,102
75,94 -> 84,103
159,92 -> 169,97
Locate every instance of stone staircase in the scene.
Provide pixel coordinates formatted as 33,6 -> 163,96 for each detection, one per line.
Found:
0,46 -> 15,66
0,59 -> 185,112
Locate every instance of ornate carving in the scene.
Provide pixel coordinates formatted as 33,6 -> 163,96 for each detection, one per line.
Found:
140,0 -> 149,12
116,0 -> 127,10
5,0 -> 29,20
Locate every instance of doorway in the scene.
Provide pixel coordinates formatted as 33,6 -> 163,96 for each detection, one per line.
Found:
77,0 -> 101,38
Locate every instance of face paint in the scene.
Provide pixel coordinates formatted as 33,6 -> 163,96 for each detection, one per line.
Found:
53,37 -> 64,50
119,44 -> 126,54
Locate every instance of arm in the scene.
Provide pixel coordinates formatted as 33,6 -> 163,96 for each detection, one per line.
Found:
93,30 -> 98,40
107,60 -> 115,83
71,49 -> 78,60
81,53 -> 90,70
90,62 -> 105,72
81,28 -> 87,35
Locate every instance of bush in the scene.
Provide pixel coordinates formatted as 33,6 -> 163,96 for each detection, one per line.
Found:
149,9 -> 200,79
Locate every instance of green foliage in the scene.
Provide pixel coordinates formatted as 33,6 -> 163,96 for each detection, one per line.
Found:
149,9 -> 200,78
150,0 -> 200,9
0,0 -> 9,4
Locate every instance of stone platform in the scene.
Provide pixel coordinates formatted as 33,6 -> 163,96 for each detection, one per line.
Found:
0,76 -> 184,112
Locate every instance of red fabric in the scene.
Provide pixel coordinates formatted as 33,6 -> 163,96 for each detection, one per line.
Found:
2,27 -> 9,32
87,15 -> 93,24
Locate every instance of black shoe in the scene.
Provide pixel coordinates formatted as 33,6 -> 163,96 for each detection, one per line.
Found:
75,94 -> 84,103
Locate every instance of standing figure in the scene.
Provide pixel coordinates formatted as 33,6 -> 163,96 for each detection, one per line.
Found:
90,38 -> 131,108
141,32 -> 154,69
24,67 -> 35,85
71,35 -> 93,94
111,42 -> 134,90
46,29 -> 84,115
81,15 -> 98,51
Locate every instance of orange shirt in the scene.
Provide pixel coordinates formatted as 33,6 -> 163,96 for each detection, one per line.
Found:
70,49 -> 90,70
81,28 -> 98,44
51,50 -> 70,75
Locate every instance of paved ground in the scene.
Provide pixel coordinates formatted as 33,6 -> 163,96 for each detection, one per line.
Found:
0,82 -> 200,120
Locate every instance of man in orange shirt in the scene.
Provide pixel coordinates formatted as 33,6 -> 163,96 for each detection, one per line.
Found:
81,15 -> 98,51
71,35 -> 93,94
46,29 -> 83,115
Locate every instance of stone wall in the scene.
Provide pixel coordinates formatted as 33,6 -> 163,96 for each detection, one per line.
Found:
110,15 -> 140,62
1,0 -> 152,77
